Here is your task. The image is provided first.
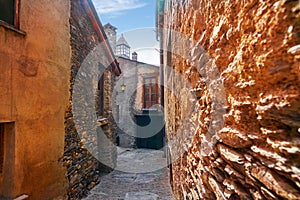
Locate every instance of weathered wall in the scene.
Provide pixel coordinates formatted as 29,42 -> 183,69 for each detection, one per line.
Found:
64,0 -> 117,199
104,23 -> 117,54
115,57 -> 138,147
162,0 -> 300,199
114,57 -> 161,148
0,0 -> 70,199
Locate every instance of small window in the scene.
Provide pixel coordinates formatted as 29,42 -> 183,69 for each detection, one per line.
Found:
97,74 -> 104,117
116,44 -> 130,58
116,105 -> 119,122
0,124 -> 4,173
143,77 -> 158,108
0,0 -> 19,27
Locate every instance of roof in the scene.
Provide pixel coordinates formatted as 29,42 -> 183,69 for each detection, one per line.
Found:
104,23 -> 117,31
116,56 -> 159,68
83,0 -> 121,76
117,34 -> 130,47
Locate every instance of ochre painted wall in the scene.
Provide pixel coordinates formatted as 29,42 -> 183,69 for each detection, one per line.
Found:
0,0 -> 70,199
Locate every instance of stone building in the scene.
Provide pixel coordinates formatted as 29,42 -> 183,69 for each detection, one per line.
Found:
0,0 -> 70,199
115,56 -> 160,148
104,25 -> 161,148
64,0 -> 121,199
157,0 -> 300,199
103,23 -> 117,54
0,0 -> 120,199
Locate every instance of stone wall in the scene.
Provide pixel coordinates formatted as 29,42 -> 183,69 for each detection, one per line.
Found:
115,57 -> 138,148
64,0 -> 117,199
114,57 -> 161,148
161,0 -> 300,199
104,23 -> 117,54
97,70 -> 118,172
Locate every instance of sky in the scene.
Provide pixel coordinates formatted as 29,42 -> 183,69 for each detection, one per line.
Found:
92,0 -> 160,66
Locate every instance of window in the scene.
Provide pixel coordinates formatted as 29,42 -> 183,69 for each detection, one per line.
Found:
116,105 -> 119,122
116,44 -> 130,58
143,76 -> 158,108
97,74 -> 104,117
0,0 -> 19,28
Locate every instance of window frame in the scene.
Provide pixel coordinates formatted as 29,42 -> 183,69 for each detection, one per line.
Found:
143,75 -> 158,108
0,0 -> 25,35
116,44 -> 130,58
97,74 -> 105,118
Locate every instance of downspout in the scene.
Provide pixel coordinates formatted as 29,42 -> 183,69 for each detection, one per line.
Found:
156,0 -> 166,157
156,0 -> 174,189
83,0 -> 121,76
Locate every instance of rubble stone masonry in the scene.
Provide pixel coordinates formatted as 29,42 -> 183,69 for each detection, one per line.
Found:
161,0 -> 300,199
63,0 -> 117,199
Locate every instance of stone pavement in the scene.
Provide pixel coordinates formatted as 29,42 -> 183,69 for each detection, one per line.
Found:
83,147 -> 175,200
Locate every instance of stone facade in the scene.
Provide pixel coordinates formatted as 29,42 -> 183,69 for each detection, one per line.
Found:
103,23 -> 117,54
0,0 -> 70,199
114,56 -> 139,147
103,26 -> 161,148
158,0 -> 300,199
114,56 -> 160,148
63,0 -> 120,199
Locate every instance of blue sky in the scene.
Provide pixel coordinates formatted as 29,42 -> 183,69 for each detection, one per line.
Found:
92,0 -> 156,33
92,0 -> 160,65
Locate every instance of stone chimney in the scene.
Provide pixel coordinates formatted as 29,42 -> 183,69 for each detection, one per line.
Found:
103,23 -> 117,54
132,52 -> 137,61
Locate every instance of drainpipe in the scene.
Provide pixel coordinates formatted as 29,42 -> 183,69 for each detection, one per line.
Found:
156,0 -> 166,157
83,0 -> 121,76
160,35 -> 166,158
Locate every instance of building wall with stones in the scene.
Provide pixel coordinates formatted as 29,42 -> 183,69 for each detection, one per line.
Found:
114,56 -> 160,148
104,23 -> 117,54
103,25 -> 162,148
159,0 -> 300,199
63,0 -> 119,199
0,0 -> 70,199
114,56 -> 139,148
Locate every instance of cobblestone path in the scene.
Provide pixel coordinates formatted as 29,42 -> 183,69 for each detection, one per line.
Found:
84,148 -> 175,200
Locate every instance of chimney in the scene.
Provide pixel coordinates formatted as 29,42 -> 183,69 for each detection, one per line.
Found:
132,52 -> 138,61
103,23 -> 117,54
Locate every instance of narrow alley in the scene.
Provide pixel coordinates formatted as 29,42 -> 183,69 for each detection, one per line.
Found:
0,0 -> 299,199
84,148 -> 174,200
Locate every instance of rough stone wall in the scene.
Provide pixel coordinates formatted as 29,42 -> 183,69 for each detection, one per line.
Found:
97,70 -> 118,172
64,0 -> 117,199
0,0 -> 70,199
104,24 -> 117,54
115,57 -> 138,148
162,0 -> 300,199
114,57 -> 161,148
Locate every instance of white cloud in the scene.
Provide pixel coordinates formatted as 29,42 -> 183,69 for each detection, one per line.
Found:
135,48 -> 160,66
92,0 -> 147,14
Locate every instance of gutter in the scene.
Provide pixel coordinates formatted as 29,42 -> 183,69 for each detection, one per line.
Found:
83,0 -> 121,76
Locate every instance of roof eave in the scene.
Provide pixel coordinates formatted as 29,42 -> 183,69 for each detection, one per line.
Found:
83,0 -> 122,76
